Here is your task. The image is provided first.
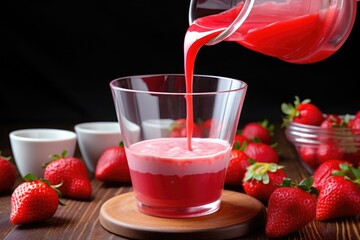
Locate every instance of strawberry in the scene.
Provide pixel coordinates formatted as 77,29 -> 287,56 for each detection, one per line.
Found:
346,115 -> 360,143
233,133 -> 248,149
316,143 -> 344,164
241,119 -> 274,144
281,96 -> 323,126
320,114 -> 343,129
43,150 -> 92,200
10,173 -> 63,225
199,118 -> 213,137
348,116 -> 360,130
343,150 -> 360,167
343,114 -> 360,166
224,142 -> 251,186
298,146 -> 319,170
347,111 -> 360,129
95,142 -> 131,182
316,164 -> 360,221
168,118 -> 202,138
243,141 -> 279,164
265,177 -> 318,238
242,161 -> 286,202
355,111 -> 360,119
0,152 -> 17,193
199,118 -> 222,138
319,114 -> 349,145
141,76 -> 166,93
312,159 -> 351,191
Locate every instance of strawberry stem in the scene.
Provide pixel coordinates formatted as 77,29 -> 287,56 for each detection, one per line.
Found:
23,173 -> 38,182
279,176 -> 318,195
51,150 -> 68,160
42,150 -> 69,168
281,96 -> 311,127
332,164 -> 360,186
260,119 -> 275,136
0,151 -> 11,161
23,173 -> 66,206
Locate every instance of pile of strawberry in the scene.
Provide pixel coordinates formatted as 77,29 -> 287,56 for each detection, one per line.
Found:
282,96 -> 360,170
0,141 -> 130,226
224,118 -> 360,238
0,150 -> 93,225
265,160 -> 360,238
2,113 -> 359,238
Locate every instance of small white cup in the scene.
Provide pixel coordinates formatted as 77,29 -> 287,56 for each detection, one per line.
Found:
9,128 -> 77,178
74,122 -> 122,173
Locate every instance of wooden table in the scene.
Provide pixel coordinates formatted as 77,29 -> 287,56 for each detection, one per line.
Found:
1,123 -> 359,240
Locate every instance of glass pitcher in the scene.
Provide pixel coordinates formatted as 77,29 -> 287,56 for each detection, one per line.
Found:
188,0 -> 358,64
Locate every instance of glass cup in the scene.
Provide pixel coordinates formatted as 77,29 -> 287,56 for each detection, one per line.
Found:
110,74 -> 247,218
188,0 -> 358,63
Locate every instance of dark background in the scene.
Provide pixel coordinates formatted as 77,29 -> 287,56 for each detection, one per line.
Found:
1,1 -> 359,127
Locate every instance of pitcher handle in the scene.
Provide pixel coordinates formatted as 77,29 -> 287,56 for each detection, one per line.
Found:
207,0 -> 255,45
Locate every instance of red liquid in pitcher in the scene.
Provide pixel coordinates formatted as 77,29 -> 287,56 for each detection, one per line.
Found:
189,2 -> 343,64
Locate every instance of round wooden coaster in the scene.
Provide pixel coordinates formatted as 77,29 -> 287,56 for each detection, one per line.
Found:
99,190 -> 266,240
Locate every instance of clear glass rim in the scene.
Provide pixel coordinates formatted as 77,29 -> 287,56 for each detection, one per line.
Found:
286,115 -> 356,132
109,73 -> 248,96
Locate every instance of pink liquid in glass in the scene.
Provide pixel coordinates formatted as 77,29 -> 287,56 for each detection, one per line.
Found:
126,138 -> 231,217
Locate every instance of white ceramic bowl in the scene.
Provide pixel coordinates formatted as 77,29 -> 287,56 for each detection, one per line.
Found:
74,122 -> 122,173
9,128 -> 77,178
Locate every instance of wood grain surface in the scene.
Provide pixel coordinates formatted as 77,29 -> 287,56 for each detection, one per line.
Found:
0,123 -> 359,240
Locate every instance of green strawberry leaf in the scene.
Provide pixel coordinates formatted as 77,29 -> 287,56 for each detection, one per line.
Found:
51,150 -> 68,160
333,163 -> 360,186
281,103 -> 292,115
24,173 -> 38,182
233,140 -> 241,150
243,162 -> 284,184
262,173 -> 270,184
280,178 -> 293,187
279,176 -> 318,195
0,151 -> 11,161
281,96 -> 313,127
23,173 -> 66,206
